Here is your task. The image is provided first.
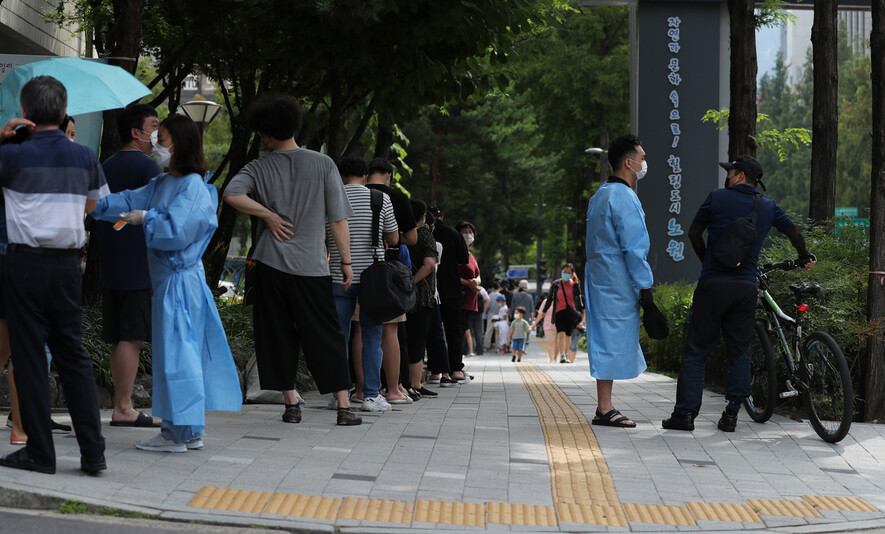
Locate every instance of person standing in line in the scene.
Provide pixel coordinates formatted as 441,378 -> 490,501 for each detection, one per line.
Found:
366,158 -> 416,404
432,208 -> 471,383
0,76 -> 107,474
584,134 -> 654,428
663,156 -> 814,433
327,157 -> 398,413
464,283 -> 488,356
456,221 -> 481,360
223,94 -> 360,427
95,103 -> 162,428
405,199 -> 440,398
423,209 -> 457,387
92,114 -> 243,451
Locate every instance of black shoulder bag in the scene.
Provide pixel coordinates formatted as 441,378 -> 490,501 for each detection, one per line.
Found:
359,189 -> 418,322
711,193 -> 760,269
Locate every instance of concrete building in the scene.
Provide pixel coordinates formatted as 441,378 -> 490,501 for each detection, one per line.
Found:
0,0 -> 85,58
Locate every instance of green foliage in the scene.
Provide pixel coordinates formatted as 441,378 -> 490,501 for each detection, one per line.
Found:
754,0 -> 796,29
701,108 -> 812,162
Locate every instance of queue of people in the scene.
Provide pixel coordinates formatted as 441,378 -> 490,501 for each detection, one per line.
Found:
0,82 -> 816,477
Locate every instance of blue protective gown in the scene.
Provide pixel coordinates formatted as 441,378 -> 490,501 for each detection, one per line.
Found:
91,172 -> 242,426
584,182 -> 654,380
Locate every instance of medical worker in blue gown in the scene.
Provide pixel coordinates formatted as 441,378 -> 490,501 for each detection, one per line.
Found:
91,114 -> 242,452
584,134 -> 656,429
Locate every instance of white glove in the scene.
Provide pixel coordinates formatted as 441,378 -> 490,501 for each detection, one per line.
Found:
120,210 -> 147,225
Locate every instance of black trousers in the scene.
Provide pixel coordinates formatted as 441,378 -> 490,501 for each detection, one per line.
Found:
406,308 -> 433,366
5,251 -> 104,466
675,277 -> 758,416
253,262 -> 351,395
425,306 -> 450,374
440,303 -> 465,373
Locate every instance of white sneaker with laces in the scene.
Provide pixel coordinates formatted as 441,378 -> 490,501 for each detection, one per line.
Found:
361,395 -> 391,412
135,433 -> 187,453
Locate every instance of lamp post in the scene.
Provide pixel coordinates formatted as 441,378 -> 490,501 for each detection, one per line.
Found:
179,100 -> 222,139
584,146 -> 610,182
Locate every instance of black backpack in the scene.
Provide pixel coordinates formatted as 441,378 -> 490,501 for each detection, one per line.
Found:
359,189 -> 417,322
711,193 -> 760,268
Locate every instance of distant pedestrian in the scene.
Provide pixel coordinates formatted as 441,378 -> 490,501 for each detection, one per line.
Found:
223,94 -> 359,426
0,76 -> 107,474
494,310 -> 510,354
92,114 -> 242,452
541,263 -> 585,364
508,307 -> 530,363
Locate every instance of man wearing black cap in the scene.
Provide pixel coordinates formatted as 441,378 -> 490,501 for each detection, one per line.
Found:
663,155 -> 815,433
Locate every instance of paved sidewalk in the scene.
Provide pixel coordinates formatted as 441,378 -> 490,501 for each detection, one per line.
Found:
1,338 -> 884,533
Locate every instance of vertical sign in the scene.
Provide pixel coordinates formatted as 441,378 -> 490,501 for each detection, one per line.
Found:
637,1 -> 722,283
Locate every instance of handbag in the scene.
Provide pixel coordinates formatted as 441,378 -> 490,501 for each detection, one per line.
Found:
359,189 -> 417,322
711,193 -> 760,268
557,281 -> 582,327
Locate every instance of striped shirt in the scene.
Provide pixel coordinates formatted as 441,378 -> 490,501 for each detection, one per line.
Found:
0,129 -> 109,249
326,184 -> 397,284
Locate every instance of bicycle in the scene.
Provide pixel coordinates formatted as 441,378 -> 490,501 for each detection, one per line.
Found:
742,255 -> 853,443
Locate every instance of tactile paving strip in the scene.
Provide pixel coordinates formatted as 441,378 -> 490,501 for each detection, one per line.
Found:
262,492 -> 341,519
804,495 -> 880,512
189,486 -> 271,514
413,500 -> 485,527
748,499 -> 823,518
338,497 -> 414,523
687,501 -> 762,522
622,503 -> 697,525
485,502 -> 557,526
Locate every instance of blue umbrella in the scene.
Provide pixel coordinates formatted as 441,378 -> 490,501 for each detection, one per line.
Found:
0,57 -> 151,125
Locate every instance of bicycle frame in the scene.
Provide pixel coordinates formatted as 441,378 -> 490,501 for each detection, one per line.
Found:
757,277 -> 808,395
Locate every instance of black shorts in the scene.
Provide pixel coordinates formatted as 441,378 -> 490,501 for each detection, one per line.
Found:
101,288 -> 152,343
554,311 -> 576,336
0,255 -> 5,320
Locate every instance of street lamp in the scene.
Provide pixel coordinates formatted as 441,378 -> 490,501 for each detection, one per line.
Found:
584,147 -> 606,155
179,100 -> 222,138
585,146 -> 610,182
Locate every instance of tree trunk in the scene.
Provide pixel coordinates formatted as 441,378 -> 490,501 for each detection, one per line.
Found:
865,0 -> 885,422
83,0 -> 146,305
374,122 -> 394,161
809,0 -> 838,222
727,0 -> 757,159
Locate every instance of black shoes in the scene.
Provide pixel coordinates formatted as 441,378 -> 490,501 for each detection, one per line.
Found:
512,355 -> 516,362
0,448 -> 56,474
661,412 -> 695,431
415,386 -> 438,397
80,455 -> 107,475
282,404 -> 302,424
51,419 -> 72,433
717,410 -> 738,432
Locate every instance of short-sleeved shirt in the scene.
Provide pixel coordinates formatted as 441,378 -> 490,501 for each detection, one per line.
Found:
0,129 -> 108,249
408,225 -> 439,310
366,183 -> 415,240
326,184 -> 396,284
694,183 -> 794,282
96,150 -> 159,290
460,252 -> 480,312
510,319 -> 530,340
224,148 -> 352,276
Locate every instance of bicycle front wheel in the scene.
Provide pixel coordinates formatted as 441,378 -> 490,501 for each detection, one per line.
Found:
743,319 -> 777,423
800,332 -> 853,443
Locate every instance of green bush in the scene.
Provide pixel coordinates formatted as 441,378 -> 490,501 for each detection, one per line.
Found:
640,219 -> 871,416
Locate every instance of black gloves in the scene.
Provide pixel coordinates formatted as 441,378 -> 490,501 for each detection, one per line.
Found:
639,288 -> 670,340
797,253 -> 816,266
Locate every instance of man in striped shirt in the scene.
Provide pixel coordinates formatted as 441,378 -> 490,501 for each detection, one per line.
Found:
327,157 -> 398,412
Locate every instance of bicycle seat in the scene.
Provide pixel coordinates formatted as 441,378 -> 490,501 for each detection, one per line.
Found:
789,283 -> 821,299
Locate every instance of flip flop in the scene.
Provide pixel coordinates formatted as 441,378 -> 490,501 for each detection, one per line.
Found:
591,409 -> 636,428
110,411 -> 159,427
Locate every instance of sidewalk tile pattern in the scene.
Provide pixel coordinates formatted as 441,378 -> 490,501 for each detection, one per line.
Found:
746,499 -> 823,517
622,503 -> 697,526
804,495 -> 880,512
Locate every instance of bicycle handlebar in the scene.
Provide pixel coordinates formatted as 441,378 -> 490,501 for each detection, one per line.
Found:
760,253 -> 817,274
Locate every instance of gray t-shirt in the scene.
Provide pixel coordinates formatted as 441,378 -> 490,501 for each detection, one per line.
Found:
225,148 -> 352,276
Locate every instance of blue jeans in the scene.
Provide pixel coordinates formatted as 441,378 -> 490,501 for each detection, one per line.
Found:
332,283 -> 383,398
161,419 -> 204,443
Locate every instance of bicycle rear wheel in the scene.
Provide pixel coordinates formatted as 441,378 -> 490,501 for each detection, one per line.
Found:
743,319 -> 777,423
800,332 -> 853,443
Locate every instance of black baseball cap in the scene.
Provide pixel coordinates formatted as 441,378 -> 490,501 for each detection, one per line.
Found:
719,155 -> 763,182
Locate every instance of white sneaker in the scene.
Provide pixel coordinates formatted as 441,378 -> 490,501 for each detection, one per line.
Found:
185,438 -> 204,450
326,396 -> 339,410
456,375 -> 472,384
426,376 -> 441,384
361,395 -> 391,412
135,433 -> 187,453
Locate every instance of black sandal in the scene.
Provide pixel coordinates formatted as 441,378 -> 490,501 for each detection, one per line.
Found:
592,409 -> 636,428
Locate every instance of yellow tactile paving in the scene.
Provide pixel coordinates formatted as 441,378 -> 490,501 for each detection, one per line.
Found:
804,495 -> 879,512
556,502 -> 628,527
748,499 -> 823,518
187,486 -> 272,514
687,501 -> 762,523
623,503 -> 697,525
412,500 -> 485,527
338,497 -> 413,523
485,502 -> 557,526
262,493 -> 342,520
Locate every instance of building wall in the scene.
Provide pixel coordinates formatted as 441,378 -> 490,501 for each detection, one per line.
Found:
0,0 -> 84,57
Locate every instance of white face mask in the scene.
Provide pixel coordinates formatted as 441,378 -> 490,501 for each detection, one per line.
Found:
463,233 -> 475,246
629,158 -> 648,180
514,313 -> 522,320
153,142 -> 173,168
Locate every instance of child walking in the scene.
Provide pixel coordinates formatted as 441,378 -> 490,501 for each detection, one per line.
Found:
494,308 -> 510,354
508,307 -> 531,363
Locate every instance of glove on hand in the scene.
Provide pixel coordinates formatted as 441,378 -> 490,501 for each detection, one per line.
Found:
639,288 -> 654,310
120,210 -> 147,225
